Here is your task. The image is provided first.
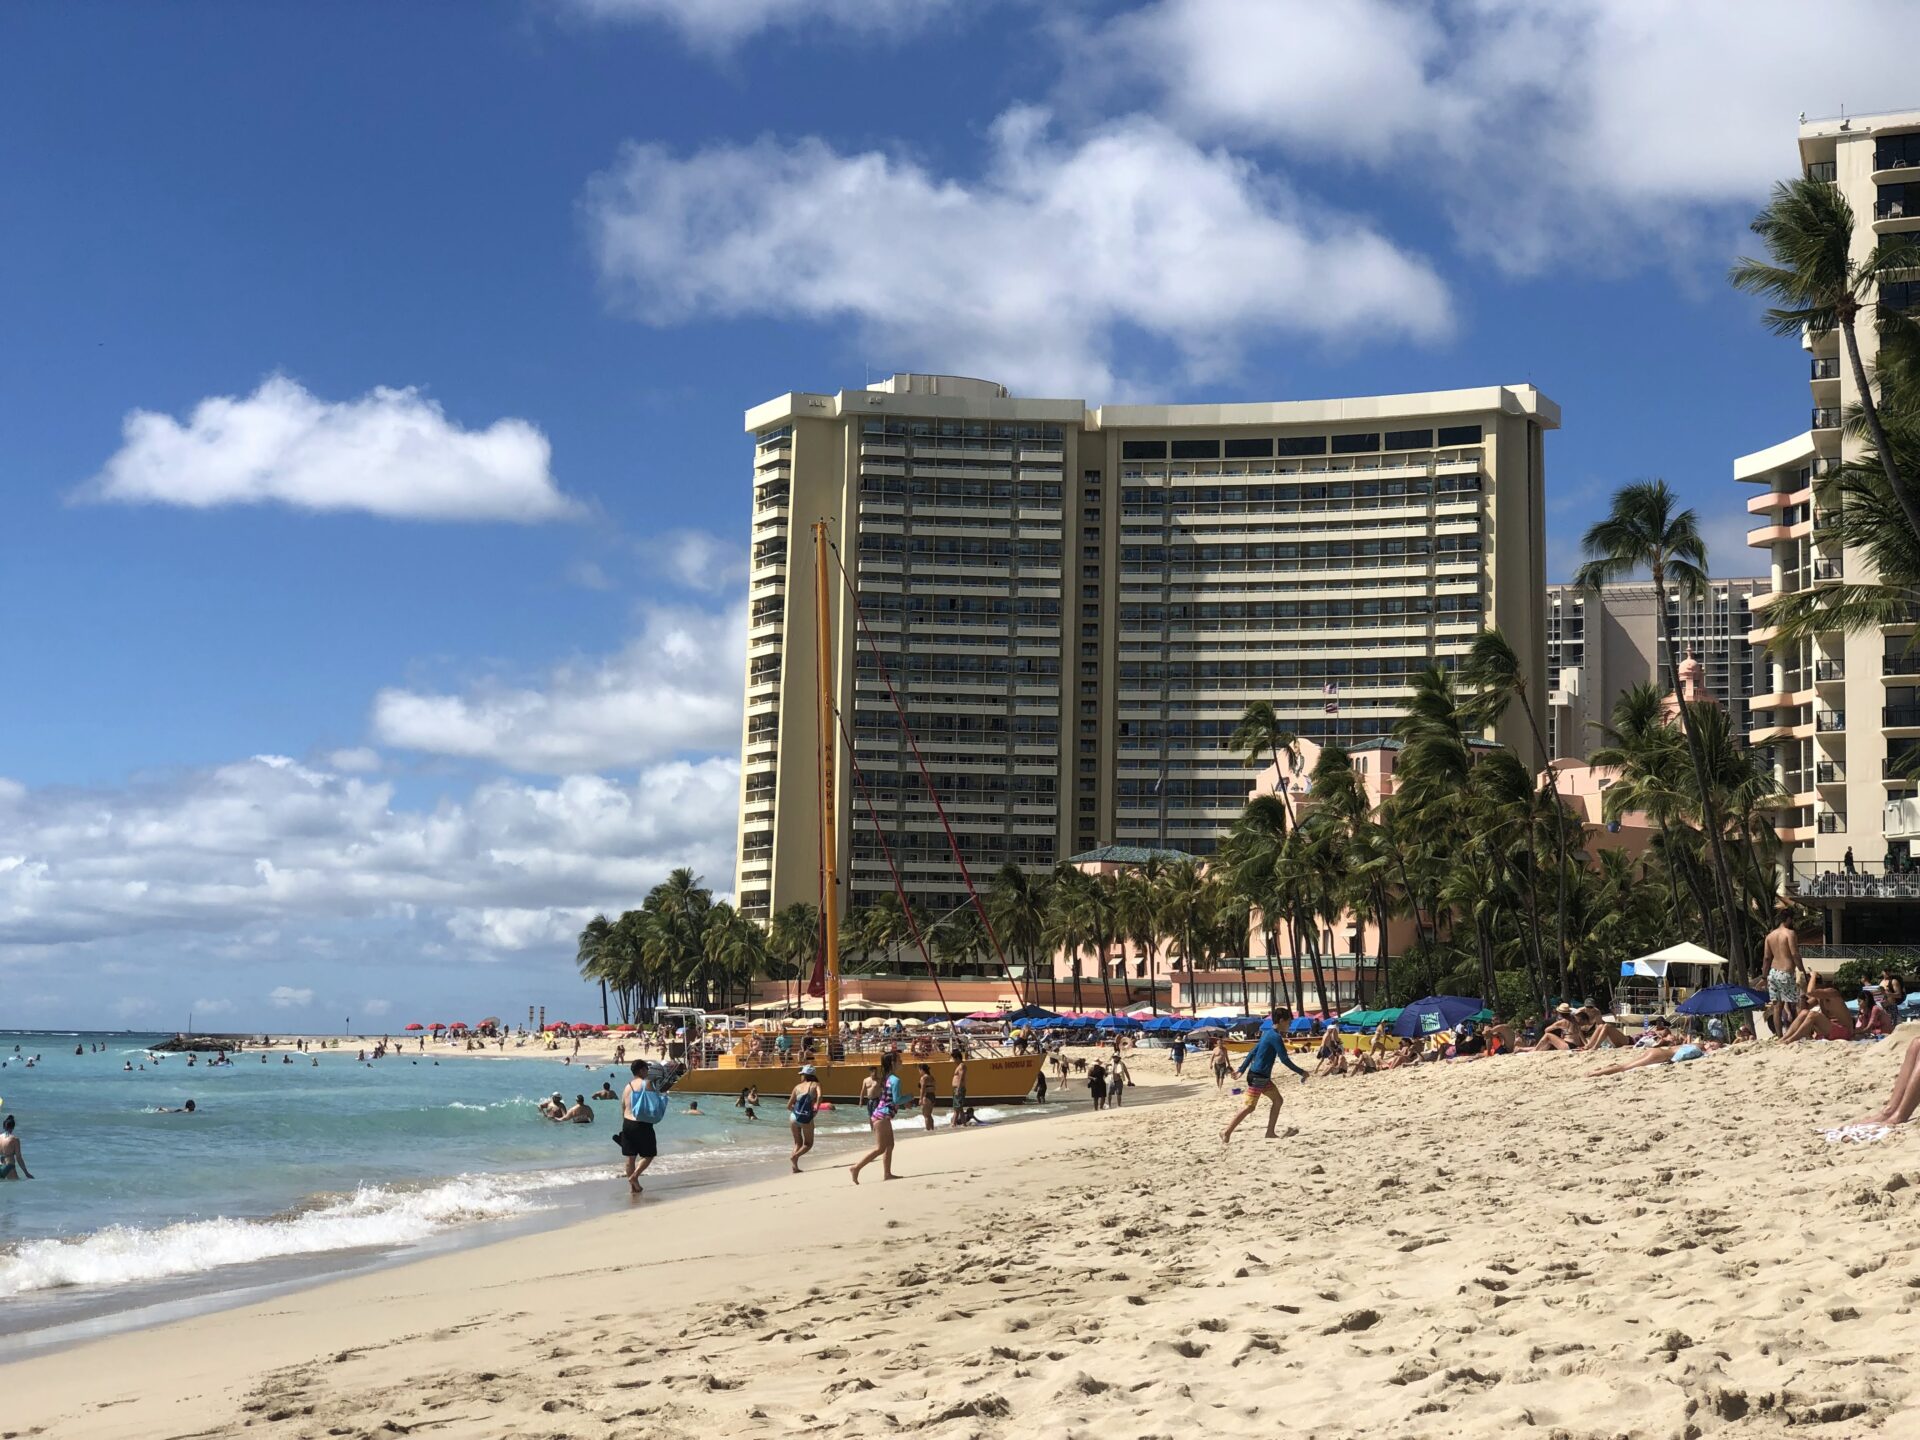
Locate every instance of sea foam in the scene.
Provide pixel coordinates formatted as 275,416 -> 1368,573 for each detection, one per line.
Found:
0,1169 -> 593,1296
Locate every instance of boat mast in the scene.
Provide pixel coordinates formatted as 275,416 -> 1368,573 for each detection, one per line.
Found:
813,520 -> 842,1054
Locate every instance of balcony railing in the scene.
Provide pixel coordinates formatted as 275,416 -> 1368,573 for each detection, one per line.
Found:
1812,407 -> 1842,428
1887,652 -> 1920,676
1882,279 -> 1920,314
1813,559 -> 1843,581
1885,706 -> 1920,728
1817,813 -> 1846,833
1816,660 -> 1846,681
1817,761 -> 1840,783
1875,137 -> 1920,172
1807,160 -> 1838,183
1817,709 -> 1847,731
1813,509 -> 1843,532
1811,356 -> 1841,379
1885,757 -> 1918,781
1876,194 -> 1917,221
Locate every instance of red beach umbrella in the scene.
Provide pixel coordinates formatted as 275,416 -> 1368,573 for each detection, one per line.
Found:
403,1023 -> 424,1031
429,1022 -> 446,1031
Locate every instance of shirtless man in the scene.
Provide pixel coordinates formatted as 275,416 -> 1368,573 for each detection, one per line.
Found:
1762,907 -> 1803,1037
0,1115 -> 33,1179
1781,975 -> 1854,1043
949,1055 -> 968,1128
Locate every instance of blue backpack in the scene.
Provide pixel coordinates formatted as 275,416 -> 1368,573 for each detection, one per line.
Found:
630,1084 -> 667,1125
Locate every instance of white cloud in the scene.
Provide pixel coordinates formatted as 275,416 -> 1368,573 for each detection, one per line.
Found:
269,985 -> 314,1008
326,747 -> 382,774
190,997 -> 236,1017
1081,0 -> 1920,272
81,375 -> 579,522
0,752 -> 740,958
360,998 -> 393,1018
584,106 -> 1452,397
644,530 -> 748,594
559,0 -> 954,49
371,602 -> 745,773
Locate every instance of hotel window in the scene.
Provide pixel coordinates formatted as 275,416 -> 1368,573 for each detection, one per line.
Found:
1276,435 -> 1327,457
1122,440 -> 1167,460
1170,439 -> 1220,460
1437,424 -> 1483,446
1332,432 -> 1380,454
1384,428 -> 1433,450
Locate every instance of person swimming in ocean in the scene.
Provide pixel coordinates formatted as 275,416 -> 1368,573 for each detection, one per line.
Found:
156,1100 -> 197,1114
1,1114 -> 35,1179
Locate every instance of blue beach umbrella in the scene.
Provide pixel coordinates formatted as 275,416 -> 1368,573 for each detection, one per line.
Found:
1675,984 -> 1767,1016
1391,995 -> 1485,1038
1096,1015 -> 1143,1032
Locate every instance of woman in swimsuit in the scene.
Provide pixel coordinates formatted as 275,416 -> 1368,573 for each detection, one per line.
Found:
851,1053 -> 900,1184
917,1065 -> 937,1131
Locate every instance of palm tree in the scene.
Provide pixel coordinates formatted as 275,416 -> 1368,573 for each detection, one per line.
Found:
1113,869 -> 1164,1014
576,913 -> 616,1024
932,907 -> 988,978
1462,627 -> 1572,986
1731,177 -> 1920,544
1153,858 -> 1210,1014
1044,865 -> 1098,1012
1576,480 -> 1748,969
1589,684 -> 1702,943
767,902 -> 819,1010
989,862 -> 1054,1011
1228,700 -> 1302,828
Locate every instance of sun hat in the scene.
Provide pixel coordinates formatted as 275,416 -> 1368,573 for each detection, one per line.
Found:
1555,1003 -> 1573,1015
799,1064 -> 816,1076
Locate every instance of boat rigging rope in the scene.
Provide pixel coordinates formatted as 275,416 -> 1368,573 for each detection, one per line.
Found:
826,537 -> 1027,1008
834,708 -> 957,1027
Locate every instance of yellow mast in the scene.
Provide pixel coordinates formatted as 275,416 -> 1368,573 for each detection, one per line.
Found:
813,521 -> 841,1053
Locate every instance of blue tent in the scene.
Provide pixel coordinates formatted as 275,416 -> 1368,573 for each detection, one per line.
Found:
1005,1003 -> 1061,1022
1288,1016 -> 1315,1034
1675,984 -> 1766,1016
1391,995 -> 1485,1038
1096,1015 -> 1143,1031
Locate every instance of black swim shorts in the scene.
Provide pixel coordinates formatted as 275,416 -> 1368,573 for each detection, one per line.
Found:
615,1119 -> 657,1158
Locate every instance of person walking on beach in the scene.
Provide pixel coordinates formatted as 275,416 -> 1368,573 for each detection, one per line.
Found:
1170,1038 -> 1187,1077
851,1053 -> 900,1184
1108,1053 -> 1131,1107
788,1064 -> 822,1172
1087,1059 -> 1109,1110
1211,1041 -> 1231,1090
0,1115 -> 33,1179
1032,1067 -> 1047,1104
1763,906 -> 1803,1038
616,1060 -> 660,1195
1223,1006 -> 1308,1145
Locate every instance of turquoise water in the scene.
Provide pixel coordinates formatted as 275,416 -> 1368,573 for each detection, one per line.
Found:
0,1031 -> 876,1336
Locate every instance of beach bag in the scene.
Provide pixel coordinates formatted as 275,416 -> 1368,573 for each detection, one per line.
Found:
791,1089 -> 818,1125
631,1085 -> 668,1125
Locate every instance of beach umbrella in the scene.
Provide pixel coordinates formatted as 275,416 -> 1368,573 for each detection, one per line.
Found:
478,1017 -> 501,1029
403,1023 -> 424,1031
428,1022 -> 446,1031
1391,995 -> 1484,1038
1005,1003 -> 1062,1022
1675,984 -> 1767,1016
1095,1015 -> 1143,1032
1288,1016 -> 1315,1034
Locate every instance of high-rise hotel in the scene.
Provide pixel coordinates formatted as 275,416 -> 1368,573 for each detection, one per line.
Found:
1740,108 -> 1920,935
737,373 -> 1557,922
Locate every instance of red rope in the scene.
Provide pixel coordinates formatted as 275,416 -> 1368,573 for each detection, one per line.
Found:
827,539 -> 1026,1007
836,710 -> 956,1026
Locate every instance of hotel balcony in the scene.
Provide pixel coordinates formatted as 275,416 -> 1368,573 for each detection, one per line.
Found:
1884,705 -> 1920,732
1816,709 -> 1847,732
1886,652 -> 1920,677
1812,407 -> 1842,430
1885,758 -> 1919,787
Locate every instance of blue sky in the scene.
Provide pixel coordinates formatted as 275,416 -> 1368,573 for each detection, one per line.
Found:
2,0 -> 1914,1030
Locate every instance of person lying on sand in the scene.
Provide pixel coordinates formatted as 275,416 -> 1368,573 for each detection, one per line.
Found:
1781,977 -> 1855,1043
1590,1041 -> 1721,1075
1842,1037 -> 1920,1128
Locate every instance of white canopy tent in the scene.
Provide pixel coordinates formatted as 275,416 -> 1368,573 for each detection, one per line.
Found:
1622,941 -> 1729,978
1620,941 -> 1729,1009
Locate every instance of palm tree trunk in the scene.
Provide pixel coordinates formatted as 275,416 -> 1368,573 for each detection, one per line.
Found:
1097,943 -> 1115,1015
1371,882 -> 1392,1003
1517,691 -> 1574,991
1842,309 -> 1920,544
1071,957 -> 1084,1013
1304,917 -> 1332,1019
1284,910 -> 1307,1013
1263,921 -> 1281,1007
1656,567 -> 1746,967
1236,955 -> 1251,1013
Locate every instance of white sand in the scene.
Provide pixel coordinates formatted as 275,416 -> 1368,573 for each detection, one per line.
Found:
8,1036 -> 1920,1438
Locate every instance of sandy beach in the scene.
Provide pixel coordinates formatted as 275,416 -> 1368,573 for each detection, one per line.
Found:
8,1034 -> 1920,1439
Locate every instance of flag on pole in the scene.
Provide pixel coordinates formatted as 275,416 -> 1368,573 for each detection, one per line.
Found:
1323,680 -> 1339,715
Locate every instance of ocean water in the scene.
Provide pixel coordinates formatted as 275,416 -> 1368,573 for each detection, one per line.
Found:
0,1031 -> 893,1342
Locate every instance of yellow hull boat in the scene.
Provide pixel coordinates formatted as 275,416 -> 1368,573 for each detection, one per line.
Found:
668,1050 -> 1046,1106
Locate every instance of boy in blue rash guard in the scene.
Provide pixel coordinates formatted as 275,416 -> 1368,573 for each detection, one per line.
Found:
1223,1006 -> 1309,1144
